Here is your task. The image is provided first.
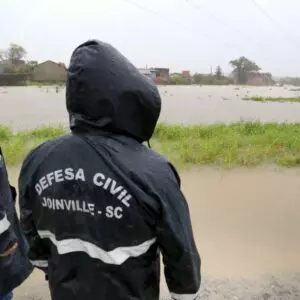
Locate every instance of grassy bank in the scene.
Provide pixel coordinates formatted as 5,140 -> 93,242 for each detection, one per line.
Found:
244,96 -> 300,103
2,123 -> 300,167
0,126 -> 66,166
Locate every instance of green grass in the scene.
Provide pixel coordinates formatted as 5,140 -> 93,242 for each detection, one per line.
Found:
0,125 -> 66,166
244,96 -> 300,103
2,122 -> 300,168
25,81 -> 66,87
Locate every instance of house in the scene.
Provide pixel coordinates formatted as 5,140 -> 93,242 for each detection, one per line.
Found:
0,59 -> 26,74
182,70 -> 191,78
182,70 -> 191,81
0,61 -> 11,74
181,70 -> 192,84
32,60 -> 67,82
150,68 -> 170,84
138,68 -> 156,81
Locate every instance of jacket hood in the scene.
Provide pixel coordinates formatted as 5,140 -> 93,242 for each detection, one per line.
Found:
66,40 -> 161,142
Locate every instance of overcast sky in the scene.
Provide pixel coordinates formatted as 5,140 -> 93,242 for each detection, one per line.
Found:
1,0 -> 300,76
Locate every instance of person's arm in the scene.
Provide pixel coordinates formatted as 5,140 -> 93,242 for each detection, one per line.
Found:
0,150 -> 18,257
18,153 -> 49,274
157,163 -> 201,300
0,202 -> 18,257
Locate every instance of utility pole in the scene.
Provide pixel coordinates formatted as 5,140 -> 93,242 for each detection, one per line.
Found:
210,65 -> 213,84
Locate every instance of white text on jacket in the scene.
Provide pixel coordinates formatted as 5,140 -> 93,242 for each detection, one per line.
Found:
41,197 -> 124,219
34,168 -> 132,208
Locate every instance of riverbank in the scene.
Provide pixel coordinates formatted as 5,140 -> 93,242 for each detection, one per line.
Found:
9,167 -> 300,299
2,122 -> 300,167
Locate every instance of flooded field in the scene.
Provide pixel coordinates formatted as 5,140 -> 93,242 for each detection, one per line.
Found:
1,85 -> 300,130
2,86 -> 300,299
7,167 -> 300,299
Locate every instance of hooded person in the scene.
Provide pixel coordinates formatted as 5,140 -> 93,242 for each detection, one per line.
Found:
18,40 -> 201,300
0,148 -> 33,300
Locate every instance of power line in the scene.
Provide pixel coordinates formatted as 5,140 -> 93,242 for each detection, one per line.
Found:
184,0 -> 284,64
120,0 -> 245,50
250,0 -> 280,22
121,0 -> 298,73
185,0 -> 300,68
185,0 -> 263,47
249,0 -> 300,47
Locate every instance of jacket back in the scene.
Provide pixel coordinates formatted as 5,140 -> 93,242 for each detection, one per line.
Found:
19,40 -> 200,300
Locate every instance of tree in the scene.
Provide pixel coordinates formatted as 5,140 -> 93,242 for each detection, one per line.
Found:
6,43 -> 27,60
215,65 -> 223,80
1,43 -> 27,61
170,73 -> 190,85
193,73 -> 204,84
229,56 -> 260,84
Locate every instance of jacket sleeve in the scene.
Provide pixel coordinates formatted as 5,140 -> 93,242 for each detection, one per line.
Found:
156,163 -> 201,300
18,152 -> 49,275
0,202 -> 17,255
0,151 -> 17,254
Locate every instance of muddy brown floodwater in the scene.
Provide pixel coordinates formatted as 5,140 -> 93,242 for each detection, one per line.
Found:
2,85 -> 300,298
2,85 -> 300,129
7,166 -> 300,300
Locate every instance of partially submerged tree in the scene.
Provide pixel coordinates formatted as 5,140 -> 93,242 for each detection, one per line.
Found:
229,56 -> 260,84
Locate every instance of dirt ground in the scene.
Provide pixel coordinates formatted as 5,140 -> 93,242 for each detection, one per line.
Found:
8,166 -> 300,299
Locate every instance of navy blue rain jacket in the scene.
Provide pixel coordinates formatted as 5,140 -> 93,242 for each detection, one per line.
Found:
19,40 -> 201,300
0,148 -> 33,296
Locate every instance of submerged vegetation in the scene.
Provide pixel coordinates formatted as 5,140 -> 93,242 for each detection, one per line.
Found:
244,96 -> 300,103
2,123 -> 300,168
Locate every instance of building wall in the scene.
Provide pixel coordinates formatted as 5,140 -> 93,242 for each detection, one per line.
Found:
138,68 -> 156,81
182,70 -> 191,77
32,61 -> 67,82
0,62 -> 8,74
151,68 -> 170,84
0,60 -> 13,74
0,60 -> 26,74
